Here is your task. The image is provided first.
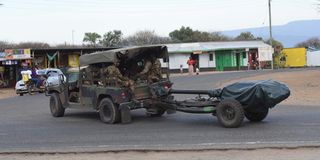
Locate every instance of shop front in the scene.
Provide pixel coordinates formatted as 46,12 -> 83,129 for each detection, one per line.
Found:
1,47 -> 116,88
0,49 -> 32,88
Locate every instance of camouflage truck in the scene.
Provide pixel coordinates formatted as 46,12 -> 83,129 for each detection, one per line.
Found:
46,45 -> 172,124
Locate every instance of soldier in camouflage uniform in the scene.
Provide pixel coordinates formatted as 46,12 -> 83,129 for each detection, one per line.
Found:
104,62 -> 134,91
137,56 -> 162,83
147,58 -> 162,83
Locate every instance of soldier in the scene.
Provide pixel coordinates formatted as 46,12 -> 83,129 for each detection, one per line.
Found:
104,61 -> 134,91
147,58 -> 162,83
137,58 -> 152,79
137,56 -> 162,83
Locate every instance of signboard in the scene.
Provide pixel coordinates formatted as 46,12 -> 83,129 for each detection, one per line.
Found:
68,55 -> 79,67
193,50 -> 203,54
4,49 -> 31,60
258,47 -> 274,61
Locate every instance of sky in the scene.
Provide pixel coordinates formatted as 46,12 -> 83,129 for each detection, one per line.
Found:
0,0 -> 319,45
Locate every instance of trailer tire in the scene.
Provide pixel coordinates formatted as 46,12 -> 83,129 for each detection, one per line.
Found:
216,99 -> 244,128
245,109 -> 269,122
99,98 -> 120,124
50,93 -> 65,117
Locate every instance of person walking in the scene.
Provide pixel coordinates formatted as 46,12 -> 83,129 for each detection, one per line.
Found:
187,57 -> 194,75
179,64 -> 183,74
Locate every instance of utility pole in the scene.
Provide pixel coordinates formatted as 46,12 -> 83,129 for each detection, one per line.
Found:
269,0 -> 274,70
72,30 -> 75,46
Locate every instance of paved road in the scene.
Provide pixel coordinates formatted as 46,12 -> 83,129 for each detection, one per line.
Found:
1,69 -> 320,152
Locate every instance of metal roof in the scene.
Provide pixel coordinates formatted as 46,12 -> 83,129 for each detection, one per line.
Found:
166,41 -> 271,53
30,47 -> 118,54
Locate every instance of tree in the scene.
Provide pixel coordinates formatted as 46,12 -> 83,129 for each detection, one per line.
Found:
169,26 -> 232,43
235,32 -> 256,41
169,26 -> 194,42
0,41 -> 50,51
265,38 -> 284,54
0,41 -> 14,51
265,39 -> 283,48
16,42 -> 50,49
83,32 -> 101,47
100,30 -> 123,47
295,37 -> 320,49
123,30 -> 171,46
54,43 -> 83,48
210,32 -> 232,41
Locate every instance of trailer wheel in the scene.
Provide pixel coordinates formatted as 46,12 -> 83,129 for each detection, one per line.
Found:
216,99 -> 244,128
50,93 -> 65,117
245,109 -> 269,122
99,98 -> 120,124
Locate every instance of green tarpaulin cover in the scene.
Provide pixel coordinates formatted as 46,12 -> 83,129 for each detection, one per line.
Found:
220,80 -> 290,112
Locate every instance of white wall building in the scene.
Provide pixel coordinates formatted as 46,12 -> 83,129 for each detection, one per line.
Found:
163,41 -> 273,72
307,50 -> 320,67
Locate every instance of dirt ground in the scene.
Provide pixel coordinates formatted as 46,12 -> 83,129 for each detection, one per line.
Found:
218,69 -> 320,106
0,88 -> 16,100
1,148 -> 320,160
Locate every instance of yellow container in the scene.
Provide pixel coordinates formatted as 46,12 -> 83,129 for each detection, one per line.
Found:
22,73 -> 29,82
281,48 -> 306,67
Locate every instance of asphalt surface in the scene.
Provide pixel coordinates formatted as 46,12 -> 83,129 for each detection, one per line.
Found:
1,69 -> 320,152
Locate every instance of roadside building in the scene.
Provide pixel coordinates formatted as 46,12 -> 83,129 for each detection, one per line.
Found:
279,48 -> 306,68
31,48 -> 116,69
0,47 -> 115,88
307,49 -> 320,67
165,41 -> 273,72
0,49 -> 33,88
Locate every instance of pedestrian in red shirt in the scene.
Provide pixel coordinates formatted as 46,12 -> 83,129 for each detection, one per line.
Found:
187,57 -> 194,75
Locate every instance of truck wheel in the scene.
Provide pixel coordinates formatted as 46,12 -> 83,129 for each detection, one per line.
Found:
99,98 -> 120,124
50,93 -> 65,117
245,109 -> 269,122
216,99 -> 244,128
19,93 -> 23,96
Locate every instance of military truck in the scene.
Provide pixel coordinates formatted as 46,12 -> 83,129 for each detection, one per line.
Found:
46,45 -> 290,128
46,46 -> 173,123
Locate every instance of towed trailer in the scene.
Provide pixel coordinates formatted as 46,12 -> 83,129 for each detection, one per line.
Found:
119,80 -> 290,128
46,45 -> 290,128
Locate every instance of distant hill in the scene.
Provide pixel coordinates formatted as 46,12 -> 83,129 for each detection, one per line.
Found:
222,20 -> 320,47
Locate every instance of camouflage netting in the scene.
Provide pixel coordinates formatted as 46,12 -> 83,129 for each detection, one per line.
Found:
79,45 -> 167,66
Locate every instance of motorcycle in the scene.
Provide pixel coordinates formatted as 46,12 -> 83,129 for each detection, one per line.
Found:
15,78 -> 45,96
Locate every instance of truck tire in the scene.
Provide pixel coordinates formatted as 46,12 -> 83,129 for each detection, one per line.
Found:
216,99 -> 244,128
50,93 -> 65,117
99,98 -> 120,124
245,109 -> 269,122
